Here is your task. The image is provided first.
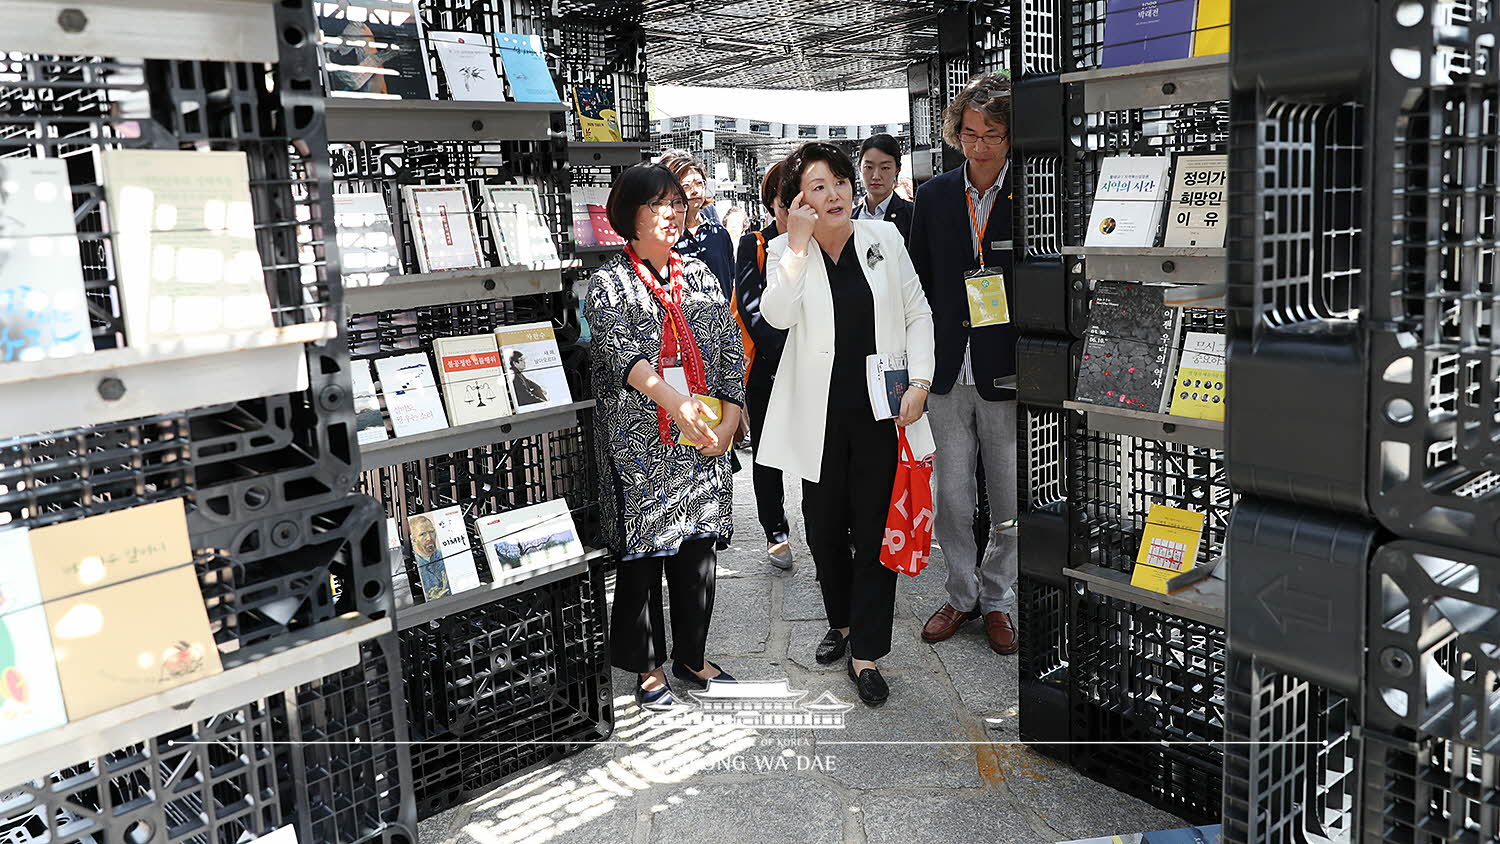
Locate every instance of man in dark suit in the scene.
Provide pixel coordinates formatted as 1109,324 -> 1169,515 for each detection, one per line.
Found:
908,74 -> 1020,656
853,133 -> 913,241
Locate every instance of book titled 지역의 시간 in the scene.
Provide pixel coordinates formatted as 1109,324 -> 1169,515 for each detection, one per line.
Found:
1084,156 -> 1173,249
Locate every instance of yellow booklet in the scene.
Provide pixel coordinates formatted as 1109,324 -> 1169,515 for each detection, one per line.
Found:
1193,0 -> 1231,57
1168,332 -> 1227,422
1130,505 -> 1207,594
677,395 -> 724,446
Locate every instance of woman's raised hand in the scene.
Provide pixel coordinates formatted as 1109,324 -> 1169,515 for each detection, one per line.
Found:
787,191 -> 818,254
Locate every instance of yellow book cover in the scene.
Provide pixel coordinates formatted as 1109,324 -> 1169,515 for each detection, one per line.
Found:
572,85 -> 622,142
1131,505 -> 1207,594
1193,0 -> 1231,57
1168,332 -> 1226,422
677,395 -> 724,446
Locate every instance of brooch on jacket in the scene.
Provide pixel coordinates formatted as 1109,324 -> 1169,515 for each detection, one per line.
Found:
866,243 -> 884,269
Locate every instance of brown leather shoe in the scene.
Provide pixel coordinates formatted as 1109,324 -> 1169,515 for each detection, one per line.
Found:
922,603 -> 979,642
985,611 -> 1019,655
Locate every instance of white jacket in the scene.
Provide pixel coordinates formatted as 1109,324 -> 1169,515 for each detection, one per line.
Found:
757,219 -> 936,483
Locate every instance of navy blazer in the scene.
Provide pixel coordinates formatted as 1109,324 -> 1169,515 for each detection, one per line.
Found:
674,220 -> 736,300
855,193 -> 914,241
908,164 -> 1018,401
734,222 -> 786,371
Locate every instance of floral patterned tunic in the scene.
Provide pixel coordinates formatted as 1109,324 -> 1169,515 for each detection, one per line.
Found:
585,253 -> 746,560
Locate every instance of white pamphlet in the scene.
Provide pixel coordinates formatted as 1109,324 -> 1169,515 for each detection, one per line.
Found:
400,184 -> 484,273
430,31 -> 506,102
373,352 -> 449,437
0,158 -> 93,362
1083,156 -> 1173,248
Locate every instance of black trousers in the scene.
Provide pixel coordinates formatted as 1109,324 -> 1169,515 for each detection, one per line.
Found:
801,410 -> 899,661
609,537 -> 717,674
746,357 -> 789,544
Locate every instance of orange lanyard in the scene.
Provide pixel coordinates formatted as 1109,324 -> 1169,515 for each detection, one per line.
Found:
965,189 -> 988,269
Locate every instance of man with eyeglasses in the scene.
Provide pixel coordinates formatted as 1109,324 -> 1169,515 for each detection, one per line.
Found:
908,74 -> 1020,657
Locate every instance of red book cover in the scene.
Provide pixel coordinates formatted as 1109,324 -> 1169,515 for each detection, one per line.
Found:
588,205 -> 626,246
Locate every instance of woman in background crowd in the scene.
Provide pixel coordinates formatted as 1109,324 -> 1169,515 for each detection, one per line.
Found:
758,143 -> 935,706
734,160 -> 793,571
721,205 -> 748,257
657,150 -> 736,299
584,164 -> 746,711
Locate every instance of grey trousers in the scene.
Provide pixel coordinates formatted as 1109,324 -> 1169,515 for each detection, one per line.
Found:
926,385 -> 1018,615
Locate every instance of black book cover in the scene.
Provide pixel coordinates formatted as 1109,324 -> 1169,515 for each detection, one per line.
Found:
319,15 -> 433,100
1075,282 -> 1181,413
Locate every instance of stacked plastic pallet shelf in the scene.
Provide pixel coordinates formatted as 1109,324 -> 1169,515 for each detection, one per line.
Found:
1008,0 -> 1231,824
0,2 -> 416,841
316,0 -> 634,822
1225,1 -> 1500,841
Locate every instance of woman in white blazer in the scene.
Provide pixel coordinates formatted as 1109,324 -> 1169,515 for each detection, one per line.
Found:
758,143 -> 935,706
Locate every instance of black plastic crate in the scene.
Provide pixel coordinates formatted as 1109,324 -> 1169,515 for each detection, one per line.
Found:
551,17 -> 649,143
1222,652 -> 1357,844
1018,573 -> 1071,758
1360,729 -> 1500,844
1012,0 -> 1063,79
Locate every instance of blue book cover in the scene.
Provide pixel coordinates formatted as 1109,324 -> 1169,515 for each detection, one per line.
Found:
493,32 -> 560,103
1099,0 -> 1196,68
882,369 -> 908,418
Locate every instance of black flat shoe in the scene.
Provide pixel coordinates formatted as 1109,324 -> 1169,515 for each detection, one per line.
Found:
671,660 -> 736,689
636,679 -> 676,711
847,657 -> 889,706
815,629 -> 847,665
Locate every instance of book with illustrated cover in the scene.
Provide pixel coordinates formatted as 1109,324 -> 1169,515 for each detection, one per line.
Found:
407,506 -> 482,601
430,31 -> 506,101
1100,0 -> 1196,68
865,353 -> 908,421
496,321 -> 573,411
100,150 -> 273,346
1084,156 -> 1173,248
350,359 -> 388,444
373,353 -> 448,437
1075,282 -> 1182,413
433,333 -> 512,425
400,184 -> 484,274
493,32 -> 560,103
1130,505 -> 1207,594
0,529 -> 69,745
386,517 -> 414,609
1192,0 -> 1230,56
333,192 -> 403,288
318,2 -> 434,100
1167,331 -> 1226,421
0,158 -> 93,363
572,85 -> 622,142
588,205 -> 626,246
474,499 -> 583,587
482,185 -> 560,266
570,186 -> 608,247
1163,155 -> 1228,248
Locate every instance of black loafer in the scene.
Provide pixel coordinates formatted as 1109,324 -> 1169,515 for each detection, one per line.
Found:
847,658 -> 889,706
637,680 -> 676,711
815,629 -> 848,665
671,660 -> 735,689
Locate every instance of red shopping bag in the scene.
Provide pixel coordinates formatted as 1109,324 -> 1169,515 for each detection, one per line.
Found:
880,428 -> 935,576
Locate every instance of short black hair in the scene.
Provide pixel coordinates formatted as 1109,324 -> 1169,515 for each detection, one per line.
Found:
859,133 -> 902,167
605,164 -> 686,242
760,159 -> 788,214
778,142 -> 856,211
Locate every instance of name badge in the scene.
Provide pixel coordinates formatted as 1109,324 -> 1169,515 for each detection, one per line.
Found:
662,365 -> 689,395
964,268 -> 1010,327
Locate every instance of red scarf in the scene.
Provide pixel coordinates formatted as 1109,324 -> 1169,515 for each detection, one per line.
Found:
624,245 -> 707,446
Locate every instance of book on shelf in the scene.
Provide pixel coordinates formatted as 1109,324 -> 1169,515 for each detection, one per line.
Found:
496,321 -> 574,412
588,205 -> 627,247
865,353 -> 908,421
432,333 -> 513,425
1099,0 -> 1196,69
1083,156 -> 1172,248
318,2 -> 434,100
350,359 -> 389,445
493,31 -> 560,103
1130,504 -> 1207,594
572,85 -> 622,142
1192,0 -> 1230,57
482,184 -> 561,266
373,353 -> 449,437
407,506 -> 482,602
429,30 -> 506,102
474,499 -> 584,588
333,192 -> 403,288
1163,283 -> 1226,309
401,184 -> 485,274
0,529 -> 68,745
1167,331 -> 1226,421
1075,282 -> 1182,413
100,149 -> 274,346
1162,154 -> 1227,248
386,517 -> 414,610
0,158 -> 93,363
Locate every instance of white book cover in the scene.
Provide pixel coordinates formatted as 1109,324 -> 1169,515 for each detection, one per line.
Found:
429,31 -> 506,102
406,506 -> 481,602
385,517 -> 413,609
0,158 -> 93,363
1083,156 -> 1173,248
475,499 -> 583,587
100,149 -> 273,345
496,321 -> 573,411
432,333 -> 512,425
350,359 -> 389,445
864,353 -> 908,421
333,192 -> 403,287
373,353 -> 448,437
483,184 -> 560,266
0,529 -> 70,744
400,184 -> 484,273
1163,154 -> 1228,247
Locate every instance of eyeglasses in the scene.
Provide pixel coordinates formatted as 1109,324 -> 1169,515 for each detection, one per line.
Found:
959,130 -> 1009,147
648,198 -> 689,214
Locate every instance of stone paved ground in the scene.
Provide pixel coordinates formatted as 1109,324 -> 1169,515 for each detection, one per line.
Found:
419,452 -> 1184,844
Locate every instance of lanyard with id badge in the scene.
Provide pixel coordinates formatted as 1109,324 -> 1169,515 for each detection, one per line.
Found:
964,189 -> 1010,327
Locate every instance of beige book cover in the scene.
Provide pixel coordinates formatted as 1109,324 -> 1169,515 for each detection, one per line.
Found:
28,498 -> 194,601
